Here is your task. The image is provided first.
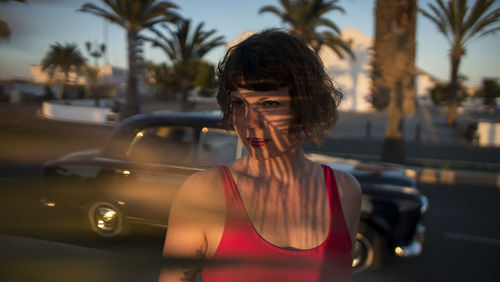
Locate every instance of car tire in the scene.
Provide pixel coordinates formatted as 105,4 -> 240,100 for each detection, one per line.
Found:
353,222 -> 387,272
87,201 -> 126,238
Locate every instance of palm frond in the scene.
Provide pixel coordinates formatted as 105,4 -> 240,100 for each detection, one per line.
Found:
322,31 -> 354,59
78,3 -> 125,27
258,5 -> 284,17
257,0 -> 347,56
464,8 -> 500,43
420,3 -> 453,44
145,17 -> 225,65
317,18 -> 341,34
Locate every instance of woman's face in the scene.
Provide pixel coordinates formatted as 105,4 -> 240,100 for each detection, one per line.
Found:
231,88 -> 300,160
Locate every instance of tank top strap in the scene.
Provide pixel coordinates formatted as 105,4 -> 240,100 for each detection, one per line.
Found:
321,164 -> 352,250
215,165 -> 247,217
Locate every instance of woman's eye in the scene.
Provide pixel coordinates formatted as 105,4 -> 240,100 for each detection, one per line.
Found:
232,100 -> 244,107
261,100 -> 280,108
231,100 -> 247,112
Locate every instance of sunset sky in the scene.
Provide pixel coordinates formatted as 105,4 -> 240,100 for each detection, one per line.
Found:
1,0 -> 499,86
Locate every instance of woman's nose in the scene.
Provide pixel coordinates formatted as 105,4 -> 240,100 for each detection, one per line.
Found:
244,105 -> 263,128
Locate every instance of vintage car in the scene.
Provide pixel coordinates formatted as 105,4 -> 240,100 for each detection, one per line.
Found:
41,112 -> 428,271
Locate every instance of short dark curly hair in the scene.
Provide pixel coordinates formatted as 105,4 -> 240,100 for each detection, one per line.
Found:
217,29 -> 342,144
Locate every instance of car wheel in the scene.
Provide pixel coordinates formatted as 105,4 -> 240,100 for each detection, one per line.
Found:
87,201 -> 126,238
353,223 -> 387,272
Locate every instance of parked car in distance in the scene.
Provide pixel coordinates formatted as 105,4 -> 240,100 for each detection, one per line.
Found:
41,112 -> 428,272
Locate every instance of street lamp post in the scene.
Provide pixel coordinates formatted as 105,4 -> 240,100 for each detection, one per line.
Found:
85,41 -> 106,66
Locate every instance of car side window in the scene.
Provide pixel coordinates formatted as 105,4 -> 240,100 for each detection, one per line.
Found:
125,126 -> 195,164
195,127 -> 239,166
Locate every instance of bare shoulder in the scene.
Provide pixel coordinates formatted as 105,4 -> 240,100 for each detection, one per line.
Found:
181,168 -> 223,193
172,168 -> 225,218
333,169 -> 362,201
180,168 -> 223,195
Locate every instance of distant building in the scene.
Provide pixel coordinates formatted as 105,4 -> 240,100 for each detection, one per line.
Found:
29,64 -> 150,98
30,65 -> 87,86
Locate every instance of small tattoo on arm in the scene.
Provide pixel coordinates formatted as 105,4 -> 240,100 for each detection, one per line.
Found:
180,270 -> 197,282
179,246 -> 205,281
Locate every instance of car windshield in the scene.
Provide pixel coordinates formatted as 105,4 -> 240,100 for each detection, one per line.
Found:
196,127 -> 242,166
125,126 -> 195,164
124,125 -> 241,167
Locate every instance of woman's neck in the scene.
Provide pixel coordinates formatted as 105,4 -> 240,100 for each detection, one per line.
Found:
235,146 -> 316,183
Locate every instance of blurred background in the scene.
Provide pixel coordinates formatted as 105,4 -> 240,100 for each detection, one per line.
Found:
0,0 -> 499,281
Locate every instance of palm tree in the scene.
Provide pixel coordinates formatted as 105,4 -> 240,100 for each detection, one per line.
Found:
41,42 -> 87,84
0,0 -> 25,40
420,0 -> 500,126
258,0 -> 353,57
78,0 -> 179,119
373,0 -> 417,164
144,61 -> 175,100
142,18 -> 225,110
477,77 -> 500,112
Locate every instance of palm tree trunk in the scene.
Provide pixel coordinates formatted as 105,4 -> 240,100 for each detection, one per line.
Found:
61,70 -> 69,100
122,31 -> 141,120
180,78 -> 190,112
375,0 -> 417,164
382,80 -> 405,164
447,56 -> 461,126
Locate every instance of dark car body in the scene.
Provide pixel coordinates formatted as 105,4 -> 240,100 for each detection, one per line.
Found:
41,112 -> 427,271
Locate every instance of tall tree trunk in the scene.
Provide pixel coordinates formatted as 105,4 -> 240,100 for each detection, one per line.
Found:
374,0 -> 417,164
122,31 -> 141,120
180,77 -> 190,112
382,79 -> 405,163
60,70 -> 69,100
447,55 -> 461,126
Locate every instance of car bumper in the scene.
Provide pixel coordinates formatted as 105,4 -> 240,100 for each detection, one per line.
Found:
394,224 -> 425,257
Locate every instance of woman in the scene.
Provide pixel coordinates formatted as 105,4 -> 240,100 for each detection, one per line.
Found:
159,29 -> 361,282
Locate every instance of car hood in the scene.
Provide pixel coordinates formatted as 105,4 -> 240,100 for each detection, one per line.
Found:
50,148 -> 102,163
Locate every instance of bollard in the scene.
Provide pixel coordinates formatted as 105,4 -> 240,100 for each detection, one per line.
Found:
9,90 -> 21,104
415,122 -> 421,142
366,121 -> 371,139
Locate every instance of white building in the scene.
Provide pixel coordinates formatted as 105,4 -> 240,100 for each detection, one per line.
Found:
319,26 -> 373,112
415,69 -> 441,106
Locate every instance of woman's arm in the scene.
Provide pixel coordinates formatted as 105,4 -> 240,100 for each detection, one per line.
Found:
158,170 -> 223,282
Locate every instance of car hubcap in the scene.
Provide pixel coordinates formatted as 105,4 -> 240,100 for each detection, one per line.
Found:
352,233 -> 374,272
94,206 -> 119,232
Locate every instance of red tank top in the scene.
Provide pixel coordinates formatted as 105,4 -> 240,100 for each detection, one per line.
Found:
202,165 -> 352,282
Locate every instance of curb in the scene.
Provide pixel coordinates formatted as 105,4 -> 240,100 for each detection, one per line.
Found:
412,167 -> 500,188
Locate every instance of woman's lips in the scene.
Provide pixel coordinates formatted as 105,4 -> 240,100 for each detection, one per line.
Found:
247,138 -> 269,147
